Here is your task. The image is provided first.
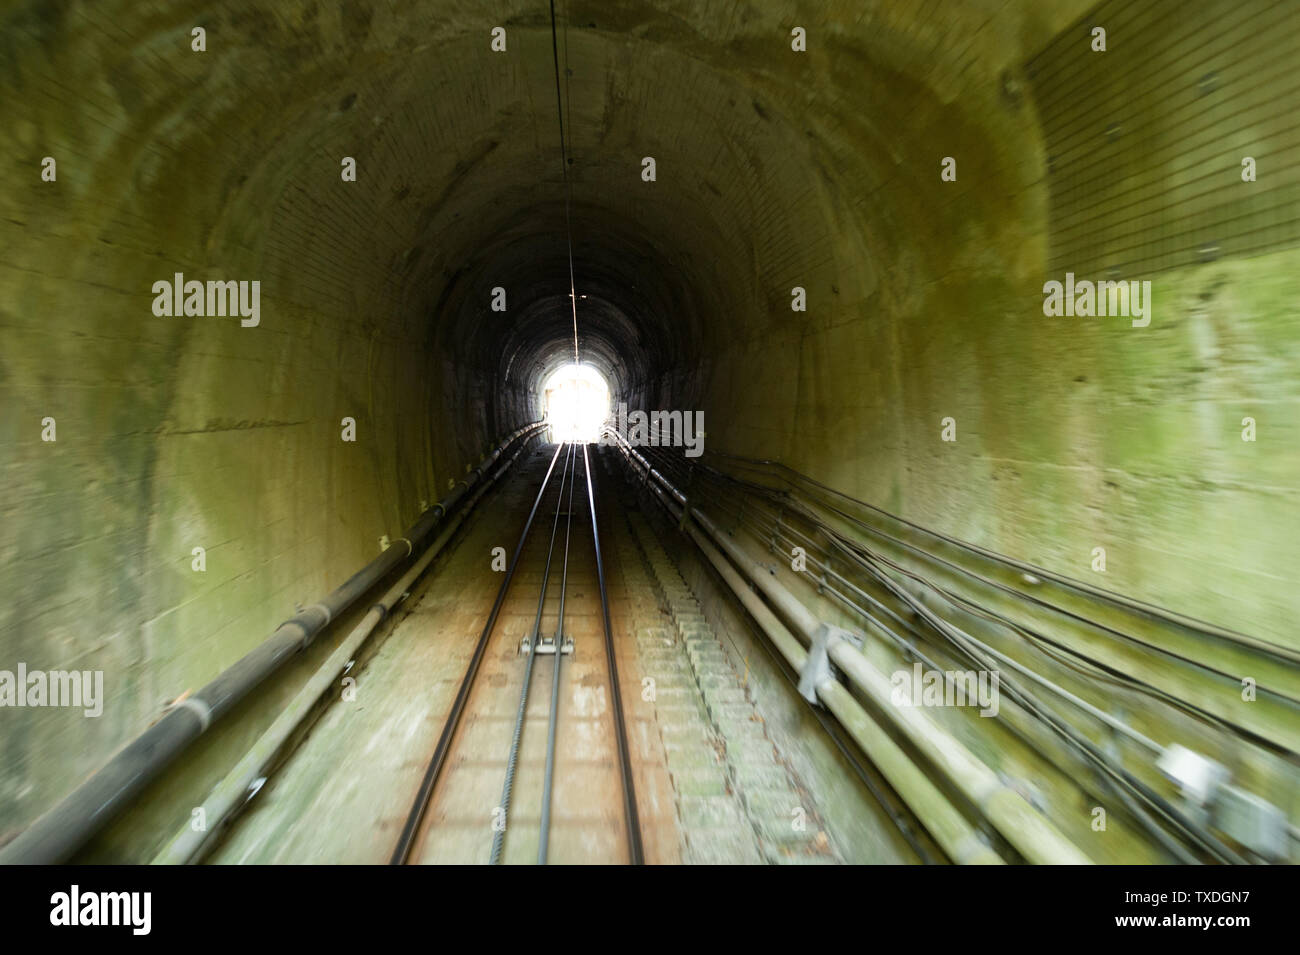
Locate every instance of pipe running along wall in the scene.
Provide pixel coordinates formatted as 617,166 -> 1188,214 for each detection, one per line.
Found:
607,427 -> 1094,864
0,425 -> 544,864
2,0 -> 1298,853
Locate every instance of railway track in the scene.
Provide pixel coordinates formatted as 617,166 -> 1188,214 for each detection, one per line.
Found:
149,435 -> 1292,866
188,438 -> 896,866
389,441 -> 643,865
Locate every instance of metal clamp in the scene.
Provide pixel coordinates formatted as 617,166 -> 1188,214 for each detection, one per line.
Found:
797,622 -> 863,704
523,633 -> 575,656
532,634 -> 575,656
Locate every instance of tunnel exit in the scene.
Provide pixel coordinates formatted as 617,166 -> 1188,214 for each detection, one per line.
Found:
542,363 -> 610,443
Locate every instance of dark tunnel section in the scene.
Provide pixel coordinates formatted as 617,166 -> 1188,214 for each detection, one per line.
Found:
433,200 -> 716,438
1,0 -> 1298,870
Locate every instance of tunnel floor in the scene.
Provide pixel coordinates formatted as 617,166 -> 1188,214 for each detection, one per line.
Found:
203,445 -> 896,864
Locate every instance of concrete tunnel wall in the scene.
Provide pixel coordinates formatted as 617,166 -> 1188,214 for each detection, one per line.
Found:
2,0 -> 1298,841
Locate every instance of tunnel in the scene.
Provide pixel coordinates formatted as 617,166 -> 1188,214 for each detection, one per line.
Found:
1,0 -> 1299,876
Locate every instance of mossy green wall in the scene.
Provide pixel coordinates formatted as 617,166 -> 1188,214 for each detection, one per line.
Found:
3,0 -> 1295,851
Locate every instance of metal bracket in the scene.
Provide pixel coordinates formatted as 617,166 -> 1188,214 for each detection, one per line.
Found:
797,622 -> 863,704
523,633 -> 574,656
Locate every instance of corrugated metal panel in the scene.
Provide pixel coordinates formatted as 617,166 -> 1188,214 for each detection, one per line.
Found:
1026,0 -> 1300,277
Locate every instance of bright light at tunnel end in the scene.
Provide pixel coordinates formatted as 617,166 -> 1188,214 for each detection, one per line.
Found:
543,363 -> 610,443
542,363 -> 707,457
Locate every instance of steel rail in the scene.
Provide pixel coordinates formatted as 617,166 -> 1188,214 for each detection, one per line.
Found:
604,430 -> 1091,864
581,442 -> 644,864
539,442 -> 580,864
674,509 -> 945,864
603,451 -> 941,862
390,440 -> 566,865
624,458 -> 1002,864
154,432 -> 539,864
491,443 -> 575,864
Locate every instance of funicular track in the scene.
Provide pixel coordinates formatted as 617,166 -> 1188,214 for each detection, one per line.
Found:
390,441 -> 643,865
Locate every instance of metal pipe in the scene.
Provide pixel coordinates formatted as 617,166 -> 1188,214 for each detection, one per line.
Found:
151,433 -> 537,864
0,423 -> 545,865
692,503 -> 1092,865
665,449 -> 1233,864
605,430 -> 1092,865
681,517 -> 1002,864
710,488 -> 1165,753
707,450 -> 1297,663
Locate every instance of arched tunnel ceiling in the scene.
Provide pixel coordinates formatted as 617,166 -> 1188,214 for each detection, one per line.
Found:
20,0 -> 1091,418
6,0 -> 1300,846
233,0 -> 1086,428
6,0 -> 1295,648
